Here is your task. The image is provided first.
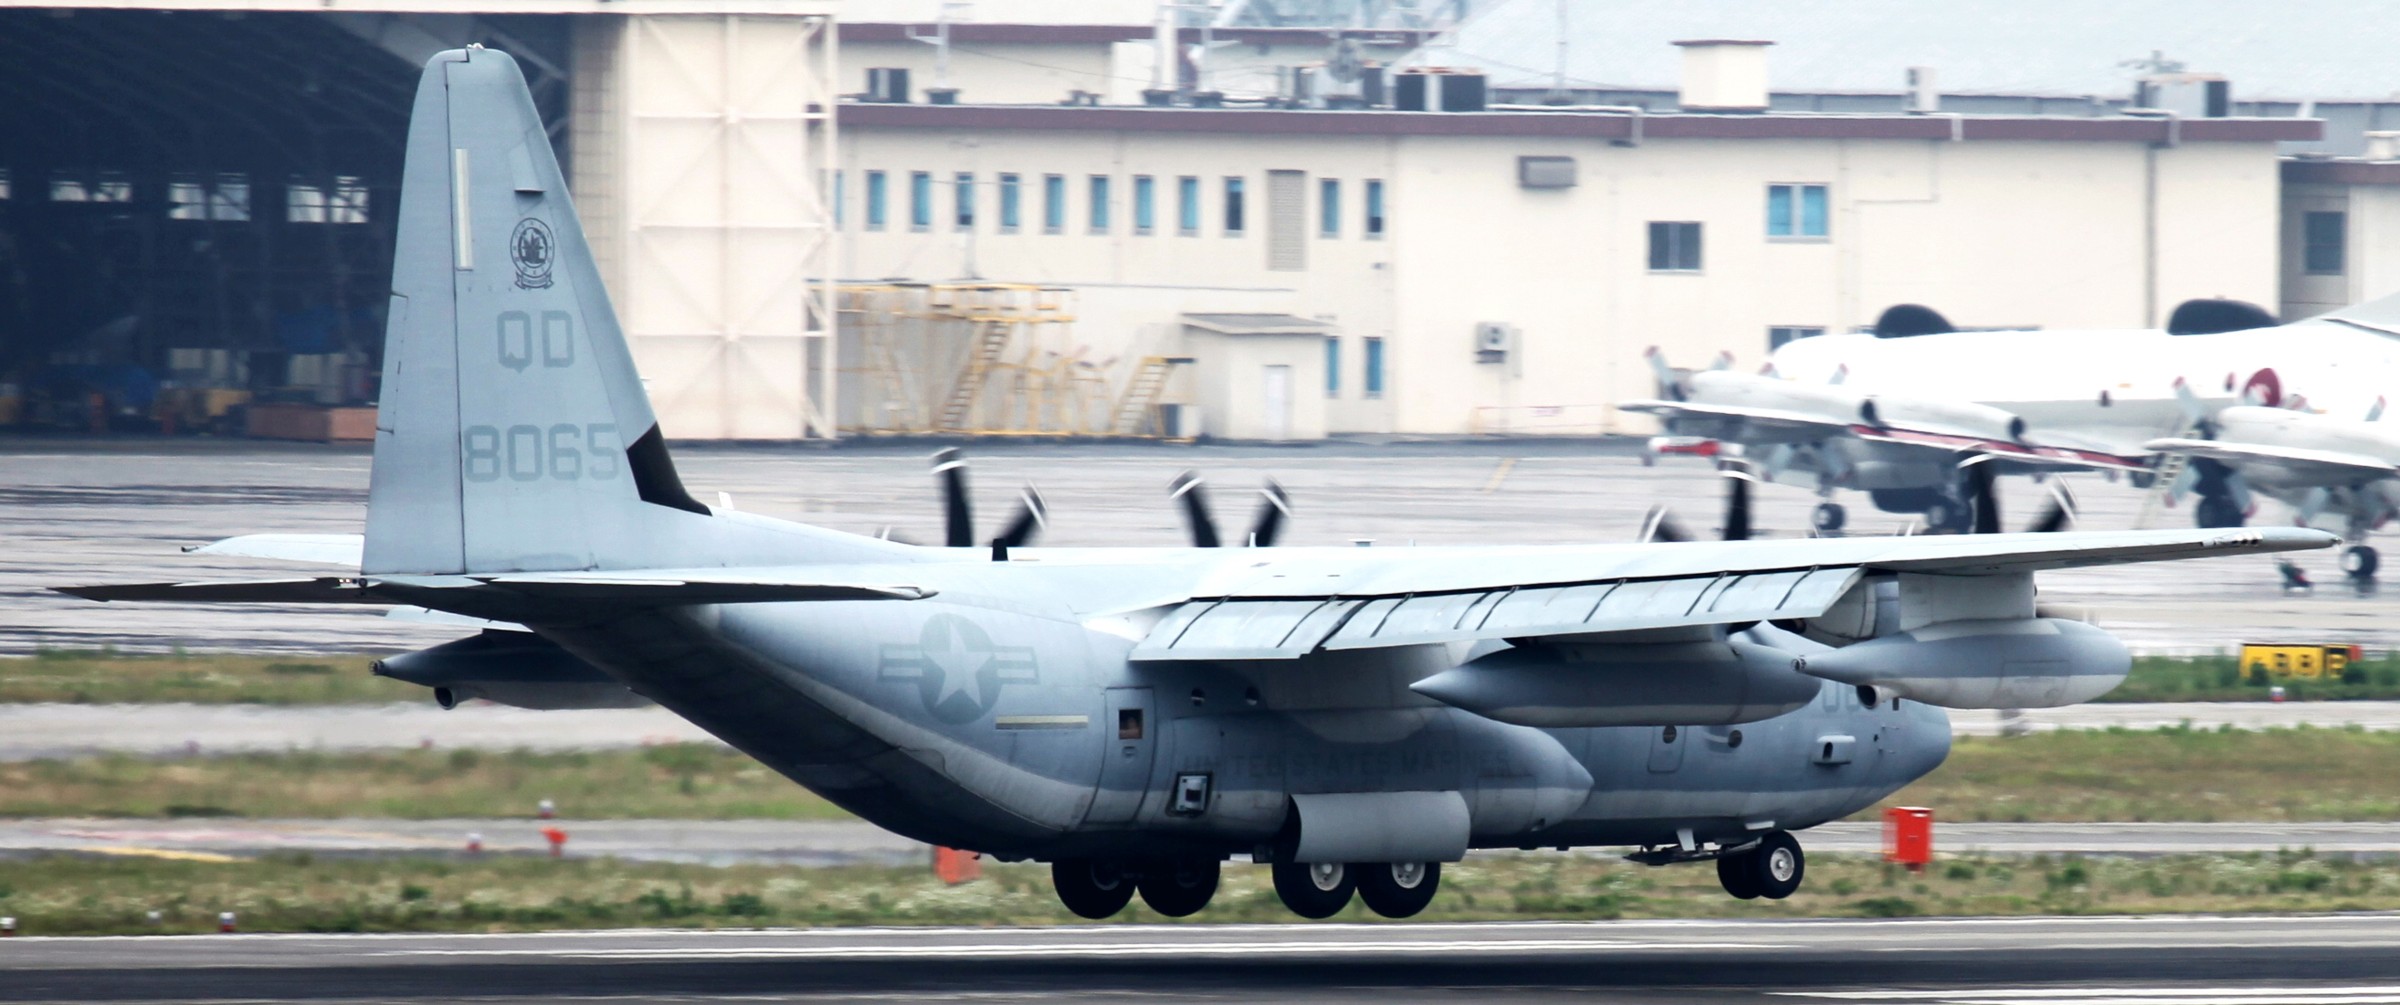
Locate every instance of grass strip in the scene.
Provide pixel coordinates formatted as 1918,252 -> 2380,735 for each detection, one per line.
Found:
6,726 -> 2399,823
10,648 -> 2400,705
0,745 -> 849,820
0,649 -> 417,705
0,850 -> 2394,936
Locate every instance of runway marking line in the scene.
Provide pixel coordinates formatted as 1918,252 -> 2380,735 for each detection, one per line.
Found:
376,938 -> 1794,960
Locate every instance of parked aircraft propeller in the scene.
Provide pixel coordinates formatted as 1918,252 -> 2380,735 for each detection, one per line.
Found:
932,448 -> 1047,549
1641,462 -> 1757,543
1169,470 -> 1291,547
1957,454 -> 2077,535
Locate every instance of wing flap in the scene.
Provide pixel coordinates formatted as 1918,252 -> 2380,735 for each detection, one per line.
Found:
1134,567 -> 1862,661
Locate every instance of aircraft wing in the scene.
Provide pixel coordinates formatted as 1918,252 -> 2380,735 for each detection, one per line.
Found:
1617,399 -> 1848,441
1847,427 -> 2147,471
2145,437 -> 2399,485
1130,527 -> 2329,661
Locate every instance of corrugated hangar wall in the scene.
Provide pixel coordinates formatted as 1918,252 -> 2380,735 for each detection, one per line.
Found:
0,4 -> 836,441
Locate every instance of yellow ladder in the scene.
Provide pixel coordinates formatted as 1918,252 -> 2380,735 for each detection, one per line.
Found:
935,319 -> 1014,432
1111,355 -> 1192,436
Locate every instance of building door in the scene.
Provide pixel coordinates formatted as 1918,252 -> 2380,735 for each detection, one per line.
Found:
1647,724 -> 1686,773
1086,687 -> 1156,824
1266,169 -> 1306,272
1262,364 -> 1292,440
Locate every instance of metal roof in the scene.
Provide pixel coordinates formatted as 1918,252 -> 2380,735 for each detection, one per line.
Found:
1182,313 -> 1338,336
1418,0 -> 2400,101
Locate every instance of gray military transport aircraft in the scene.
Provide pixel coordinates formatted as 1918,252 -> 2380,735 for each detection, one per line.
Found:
64,49 -> 2333,921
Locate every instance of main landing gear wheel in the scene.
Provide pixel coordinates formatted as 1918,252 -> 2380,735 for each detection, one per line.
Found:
1811,502 -> 1847,534
2343,545 -> 2380,581
1271,860 -> 1356,919
1922,497 -> 1969,534
1748,831 -> 1806,900
1052,859 -> 1134,919
1355,861 -> 1441,919
1716,852 -> 1762,900
1135,859 -> 1221,918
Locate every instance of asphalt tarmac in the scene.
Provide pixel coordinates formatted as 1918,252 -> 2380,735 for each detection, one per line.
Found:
6,915 -> 2400,1003
4,438 -> 2392,656
2,818 -> 2387,865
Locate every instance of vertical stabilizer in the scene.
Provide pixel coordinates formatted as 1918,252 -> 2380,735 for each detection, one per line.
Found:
365,49 -> 705,576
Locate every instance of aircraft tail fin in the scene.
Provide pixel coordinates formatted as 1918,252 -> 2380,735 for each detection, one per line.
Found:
364,49 -> 712,576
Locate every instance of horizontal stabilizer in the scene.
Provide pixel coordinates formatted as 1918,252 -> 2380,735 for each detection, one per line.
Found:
56,578 -> 377,604
186,533 -> 365,568
58,572 -> 932,608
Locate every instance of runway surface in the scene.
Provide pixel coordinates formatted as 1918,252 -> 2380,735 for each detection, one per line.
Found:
4,439 -> 2391,656
0,699 -> 2388,762
3,818 -> 2386,865
7,915 -> 2400,1002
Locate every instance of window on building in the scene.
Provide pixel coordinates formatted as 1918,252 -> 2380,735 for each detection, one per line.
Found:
865,170 -> 888,230
1648,221 -> 1703,271
1043,174 -> 1065,234
1363,337 -> 1386,398
1319,178 -> 1341,237
2305,211 -> 2347,275
954,172 -> 975,230
1768,326 -> 1827,350
1089,175 -> 1111,233
998,173 -> 1021,232
909,171 -> 932,231
1266,170 -> 1305,271
1767,183 -> 1829,238
0,168 -> 10,200
1324,337 -> 1341,396
832,170 -> 845,229
1133,175 -> 1156,234
1364,179 -> 1385,237
169,173 -> 250,222
1178,175 -> 1200,235
1223,176 -> 1246,235
288,176 -> 368,224
51,172 -> 132,203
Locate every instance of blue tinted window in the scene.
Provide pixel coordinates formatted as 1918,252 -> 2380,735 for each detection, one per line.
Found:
998,174 -> 1020,231
1319,178 -> 1340,236
1134,175 -> 1155,233
909,171 -> 931,230
954,172 -> 974,230
865,171 -> 887,230
1178,176 -> 1200,233
1364,337 -> 1385,397
1324,337 -> 1341,395
1043,174 -> 1065,233
1089,175 -> 1111,232
1364,179 -> 1385,236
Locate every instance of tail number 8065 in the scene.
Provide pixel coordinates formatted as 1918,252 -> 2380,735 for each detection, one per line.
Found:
462,423 -> 620,483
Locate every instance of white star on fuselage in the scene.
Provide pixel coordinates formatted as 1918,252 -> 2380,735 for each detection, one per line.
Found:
921,629 -> 992,708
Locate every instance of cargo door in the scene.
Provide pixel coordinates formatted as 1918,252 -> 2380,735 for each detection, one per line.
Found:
1646,724 -> 1686,773
1086,687 -> 1157,824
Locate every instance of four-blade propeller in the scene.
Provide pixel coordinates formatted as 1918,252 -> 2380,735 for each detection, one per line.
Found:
931,447 -> 1047,549
1169,470 -> 1292,548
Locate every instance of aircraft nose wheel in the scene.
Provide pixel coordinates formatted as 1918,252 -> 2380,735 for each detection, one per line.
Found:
1810,502 -> 1847,534
1135,858 -> 1221,917
2342,544 -> 2380,582
1356,861 -> 1441,918
1271,860 -> 1357,919
1051,859 -> 1135,919
1716,831 -> 1806,900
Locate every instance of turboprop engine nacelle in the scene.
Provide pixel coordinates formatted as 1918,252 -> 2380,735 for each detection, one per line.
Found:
1791,617 -> 2127,709
1858,394 -> 2029,444
373,631 -> 650,710
1410,641 -> 1823,728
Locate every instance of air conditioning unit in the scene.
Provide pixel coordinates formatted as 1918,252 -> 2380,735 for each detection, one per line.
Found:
1475,322 -> 1514,363
865,67 -> 911,104
1904,66 -> 1938,114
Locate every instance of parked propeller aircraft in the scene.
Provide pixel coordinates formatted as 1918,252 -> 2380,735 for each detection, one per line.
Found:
2150,398 -> 2400,581
60,49 -> 2333,920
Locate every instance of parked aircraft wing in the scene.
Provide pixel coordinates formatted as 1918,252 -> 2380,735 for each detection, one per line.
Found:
2143,437 -> 2398,485
1132,527 -> 2330,660
186,533 -> 365,567
1851,426 -> 2148,471
1616,399 -> 1850,441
